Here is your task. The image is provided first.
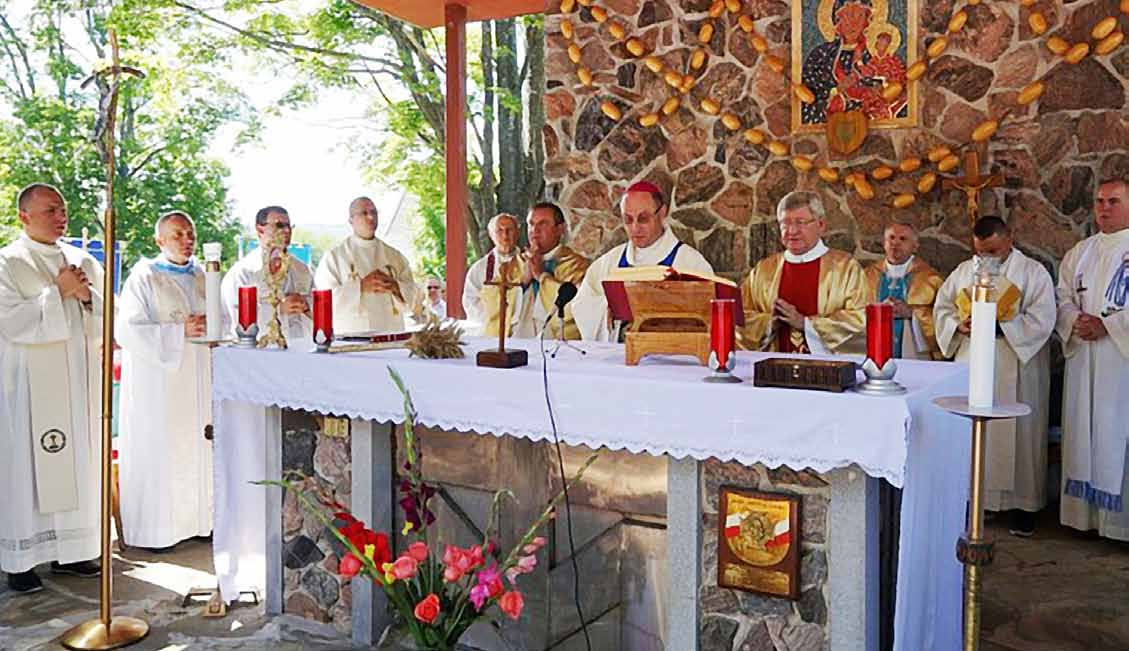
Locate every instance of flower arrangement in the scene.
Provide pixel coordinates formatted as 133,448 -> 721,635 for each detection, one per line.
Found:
265,367 -> 596,650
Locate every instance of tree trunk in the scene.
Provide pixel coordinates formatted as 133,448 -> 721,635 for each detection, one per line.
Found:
493,18 -> 525,224
476,20 -> 496,257
524,19 -> 546,207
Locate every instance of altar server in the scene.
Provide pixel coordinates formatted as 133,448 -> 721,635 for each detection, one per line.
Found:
572,181 -> 713,341
221,205 -> 313,344
117,211 -> 217,550
1057,177 -> 1129,542
0,183 -> 103,593
463,213 -> 526,337
514,202 -> 590,340
314,196 -> 416,334
738,191 -> 866,354
861,222 -> 943,359
934,216 -> 1055,536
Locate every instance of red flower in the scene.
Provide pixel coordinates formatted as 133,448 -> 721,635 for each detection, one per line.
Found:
414,593 -> 441,624
407,541 -> 429,562
338,552 -> 362,578
498,590 -> 524,620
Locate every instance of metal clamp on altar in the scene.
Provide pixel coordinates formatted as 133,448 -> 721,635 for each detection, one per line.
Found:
854,302 -> 906,395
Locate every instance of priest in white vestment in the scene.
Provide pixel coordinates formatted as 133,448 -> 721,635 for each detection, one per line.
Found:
463,213 -> 526,337
117,212 -> 219,550
221,205 -> 313,344
314,196 -> 417,334
0,183 -> 103,593
1057,177 -> 1129,541
572,181 -> 714,342
934,216 -> 1055,536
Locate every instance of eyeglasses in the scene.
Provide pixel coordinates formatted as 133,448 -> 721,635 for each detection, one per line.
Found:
427,286 -> 441,290
778,219 -> 819,231
265,221 -> 292,230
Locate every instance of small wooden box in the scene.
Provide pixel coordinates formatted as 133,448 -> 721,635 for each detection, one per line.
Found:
752,358 -> 858,393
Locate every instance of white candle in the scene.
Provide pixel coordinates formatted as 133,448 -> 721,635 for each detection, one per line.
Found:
203,242 -> 223,341
968,298 -> 996,408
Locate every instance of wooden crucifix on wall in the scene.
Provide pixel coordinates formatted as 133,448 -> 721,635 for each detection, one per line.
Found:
941,149 -> 1005,245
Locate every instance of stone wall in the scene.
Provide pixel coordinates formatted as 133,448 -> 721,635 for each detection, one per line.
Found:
281,410 -> 353,636
699,460 -> 831,651
543,0 -> 1129,278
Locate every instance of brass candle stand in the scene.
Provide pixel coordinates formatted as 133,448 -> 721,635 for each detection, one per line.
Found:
933,397 -> 1029,651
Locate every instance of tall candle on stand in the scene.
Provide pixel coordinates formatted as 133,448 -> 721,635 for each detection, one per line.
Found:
312,289 -> 333,351
968,276 -> 996,408
203,242 -> 223,341
238,286 -> 257,330
865,303 -> 894,370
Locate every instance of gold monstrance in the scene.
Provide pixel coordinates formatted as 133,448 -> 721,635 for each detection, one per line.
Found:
258,229 -> 290,349
61,31 -> 149,650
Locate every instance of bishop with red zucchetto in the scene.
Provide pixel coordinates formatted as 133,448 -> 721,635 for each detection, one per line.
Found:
572,181 -> 714,341
738,191 -> 867,354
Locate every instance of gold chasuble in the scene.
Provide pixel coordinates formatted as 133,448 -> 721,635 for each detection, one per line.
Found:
527,245 -> 590,340
863,257 -> 944,359
479,254 -> 525,337
738,245 -> 867,354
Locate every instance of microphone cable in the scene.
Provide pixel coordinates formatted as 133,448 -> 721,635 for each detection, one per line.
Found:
539,310 -> 592,651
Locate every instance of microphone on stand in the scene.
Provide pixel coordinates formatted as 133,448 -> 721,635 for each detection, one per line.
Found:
544,281 -> 584,358
555,281 -> 578,318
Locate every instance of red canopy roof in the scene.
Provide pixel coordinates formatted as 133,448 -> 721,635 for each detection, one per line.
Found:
352,0 -> 546,28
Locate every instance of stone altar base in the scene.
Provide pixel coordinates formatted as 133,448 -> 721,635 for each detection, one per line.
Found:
275,409 -> 868,651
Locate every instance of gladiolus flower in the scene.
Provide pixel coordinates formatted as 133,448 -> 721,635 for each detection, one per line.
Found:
338,552 -> 362,578
506,554 -> 537,584
522,537 -> 547,554
392,555 -> 418,580
408,541 -> 429,562
414,593 -> 441,624
498,590 -> 524,620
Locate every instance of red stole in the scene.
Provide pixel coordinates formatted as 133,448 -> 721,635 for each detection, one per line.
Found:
777,258 -> 822,353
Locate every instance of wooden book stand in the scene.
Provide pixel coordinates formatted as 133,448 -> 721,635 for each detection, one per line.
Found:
622,280 -> 713,366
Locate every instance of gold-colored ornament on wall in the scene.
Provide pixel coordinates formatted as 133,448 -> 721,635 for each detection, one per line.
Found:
826,110 -> 869,155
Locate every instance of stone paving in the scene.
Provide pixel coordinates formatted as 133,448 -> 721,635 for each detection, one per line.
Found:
2,508 -> 1127,651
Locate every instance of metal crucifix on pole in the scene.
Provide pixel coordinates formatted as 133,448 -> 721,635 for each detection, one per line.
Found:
940,149 -> 1006,247
60,30 -> 150,651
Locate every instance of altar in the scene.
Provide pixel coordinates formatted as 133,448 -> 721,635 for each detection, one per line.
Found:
211,338 -> 969,651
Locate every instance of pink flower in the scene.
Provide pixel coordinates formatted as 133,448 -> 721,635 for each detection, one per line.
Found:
414,593 -> 441,624
467,544 -> 485,569
469,583 -> 490,611
522,537 -> 547,555
338,552 -> 362,578
505,554 -> 537,584
498,590 -> 524,620
407,541 -> 429,562
443,564 -> 463,583
391,555 -> 418,580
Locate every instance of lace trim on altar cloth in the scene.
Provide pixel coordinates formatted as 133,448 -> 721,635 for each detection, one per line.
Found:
1064,479 -> 1123,512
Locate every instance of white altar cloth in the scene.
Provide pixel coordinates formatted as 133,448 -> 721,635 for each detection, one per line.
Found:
212,337 -> 969,650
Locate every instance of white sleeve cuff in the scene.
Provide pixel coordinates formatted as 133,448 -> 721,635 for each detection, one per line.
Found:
804,318 -> 830,356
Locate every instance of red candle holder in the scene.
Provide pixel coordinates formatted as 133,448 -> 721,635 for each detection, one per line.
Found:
705,298 -> 741,383
855,302 -> 905,395
312,289 -> 333,352
236,285 -> 259,347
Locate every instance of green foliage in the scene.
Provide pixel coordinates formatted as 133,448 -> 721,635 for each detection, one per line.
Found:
0,0 -> 247,272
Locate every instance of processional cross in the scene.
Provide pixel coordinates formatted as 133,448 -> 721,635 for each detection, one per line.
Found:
61,30 -> 152,650
941,150 -> 1005,246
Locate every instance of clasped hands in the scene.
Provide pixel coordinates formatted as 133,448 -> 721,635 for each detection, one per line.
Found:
56,264 -> 92,303
1073,312 -> 1108,341
361,268 -> 398,295
520,248 -> 545,286
773,298 -> 805,331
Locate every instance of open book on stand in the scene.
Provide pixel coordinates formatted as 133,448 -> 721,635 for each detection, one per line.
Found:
601,265 -> 745,325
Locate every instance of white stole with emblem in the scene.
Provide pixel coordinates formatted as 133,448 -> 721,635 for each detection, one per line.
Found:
6,240 -> 84,513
